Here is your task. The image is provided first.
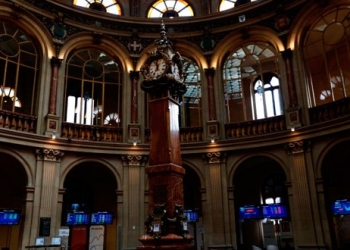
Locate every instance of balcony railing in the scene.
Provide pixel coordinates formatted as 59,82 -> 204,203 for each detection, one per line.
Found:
2,98 -> 350,143
309,97 -> 350,124
61,122 -> 123,142
0,110 -> 36,133
180,126 -> 203,142
145,126 -> 204,143
225,115 -> 286,138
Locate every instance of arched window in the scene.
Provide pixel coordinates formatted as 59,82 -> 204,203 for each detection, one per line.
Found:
180,57 -> 201,127
64,49 -> 122,127
253,74 -> 282,119
223,42 -> 282,122
73,0 -> 121,15
303,6 -> 350,107
0,21 -> 38,115
219,0 -> 258,12
262,173 -> 287,205
147,0 -> 194,18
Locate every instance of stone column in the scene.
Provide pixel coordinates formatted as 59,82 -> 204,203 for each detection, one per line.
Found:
34,148 -> 64,240
49,57 -> 62,115
128,71 -> 141,144
282,49 -> 298,108
21,187 -> 35,248
46,57 -> 62,138
116,189 -> 123,250
204,68 -> 219,141
315,178 -> 332,248
282,49 -> 301,129
205,68 -> 217,121
121,155 -> 147,248
227,186 -> 238,249
286,141 -> 327,250
130,71 -> 139,124
202,152 -> 232,248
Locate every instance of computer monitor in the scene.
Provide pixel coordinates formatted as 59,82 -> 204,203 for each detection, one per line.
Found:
262,204 -> 288,218
239,205 -> 262,219
51,237 -> 61,245
35,237 -> 45,246
66,212 -> 90,225
332,200 -> 350,215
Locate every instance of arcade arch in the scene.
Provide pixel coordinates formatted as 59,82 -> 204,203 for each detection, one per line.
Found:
321,140 -> 350,249
232,155 -> 289,250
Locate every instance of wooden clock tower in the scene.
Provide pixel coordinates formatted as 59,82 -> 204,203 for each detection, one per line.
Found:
137,21 -> 195,250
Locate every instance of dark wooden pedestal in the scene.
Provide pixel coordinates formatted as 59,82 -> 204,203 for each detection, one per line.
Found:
137,96 -> 195,249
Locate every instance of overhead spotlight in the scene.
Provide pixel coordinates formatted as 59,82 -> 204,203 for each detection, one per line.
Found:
290,124 -> 295,132
239,15 -> 246,23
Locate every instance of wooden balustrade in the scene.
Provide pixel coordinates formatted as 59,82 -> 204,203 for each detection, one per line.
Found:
61,122 -> 123,142
180,126 -> 203,142
309,97 -> 350,124
2,98 -> 350,143
0,110 -> 36,133
145,126 -> 203,143
225,115 -> 286,139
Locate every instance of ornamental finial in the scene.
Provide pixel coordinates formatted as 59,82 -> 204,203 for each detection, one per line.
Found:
155,20 -> 172,49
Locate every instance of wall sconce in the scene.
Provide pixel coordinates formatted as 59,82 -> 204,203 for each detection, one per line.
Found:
52,132 -> 56,139
290,124 -> 295,132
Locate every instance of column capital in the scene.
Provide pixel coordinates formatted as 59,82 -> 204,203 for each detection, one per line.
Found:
36,148 -> 64,162
204,67 -> 215,77
281,48 -> 293,60
50,56 -> 62,67
285,140 -> 310,155
121,154 -> 148,166
129,70 -> 140,80
202,152 -> 226,164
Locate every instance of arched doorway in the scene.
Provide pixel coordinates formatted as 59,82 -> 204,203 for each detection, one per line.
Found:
0,152 -> 27,250
62,162 -> 118,250
322,140 -> 350,250
233,156 -> 290,250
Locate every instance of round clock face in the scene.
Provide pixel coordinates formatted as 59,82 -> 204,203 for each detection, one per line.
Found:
148,58 -> 167,79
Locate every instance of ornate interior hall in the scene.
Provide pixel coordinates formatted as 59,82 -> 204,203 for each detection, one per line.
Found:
0,0 -> 350,250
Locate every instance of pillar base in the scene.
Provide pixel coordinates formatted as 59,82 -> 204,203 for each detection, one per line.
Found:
138,234 -> 195,250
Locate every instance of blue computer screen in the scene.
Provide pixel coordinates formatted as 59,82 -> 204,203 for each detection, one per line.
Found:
0,211 -> 20,225
90,212 -> 113,225
262,204 -> 288,218
332,200 -> 350,215
66,212 -> 90,225
239,205 -> 262,219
